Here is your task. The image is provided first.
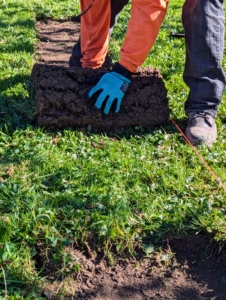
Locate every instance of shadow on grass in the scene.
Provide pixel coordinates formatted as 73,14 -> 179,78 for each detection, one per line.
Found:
0,3 -> 36,131
0,74 -> 35,131
0,38 -> 34,54
0,18 -> 35,31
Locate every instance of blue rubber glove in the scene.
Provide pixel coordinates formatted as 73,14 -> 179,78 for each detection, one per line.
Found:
87,64 -> 131,115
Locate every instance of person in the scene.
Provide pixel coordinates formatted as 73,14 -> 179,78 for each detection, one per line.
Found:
69,0 -> 130,68
182,0 -> 225,146
70,0 -> 225,146
69,0 -> 169,114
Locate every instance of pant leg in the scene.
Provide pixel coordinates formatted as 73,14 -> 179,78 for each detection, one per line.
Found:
119,0 -> 168,72
80,0 -> 110,69
70,0 -> 128,68
182,0 -> 226,117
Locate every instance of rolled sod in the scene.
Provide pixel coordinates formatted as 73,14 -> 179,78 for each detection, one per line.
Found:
32,64 -> 170,131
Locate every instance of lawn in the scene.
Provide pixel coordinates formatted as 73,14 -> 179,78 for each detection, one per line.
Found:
0,0 -> 226,299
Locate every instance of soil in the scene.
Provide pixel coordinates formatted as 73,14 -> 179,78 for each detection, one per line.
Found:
39,234 -> 226,300
33,20 -> 169,131
35,20 -> 79,67
34,21 -> 226,299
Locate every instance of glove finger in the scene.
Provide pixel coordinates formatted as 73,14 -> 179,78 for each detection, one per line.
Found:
83,88 -> 102,104
94,92 -> 108,110
101,97 -> 110,116
115,99 -> 121,113
103,97 -> 116,115
110,99 -> 118,113
88,85 -> 102,98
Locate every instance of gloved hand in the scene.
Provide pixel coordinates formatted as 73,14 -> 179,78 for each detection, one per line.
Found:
87,63 -> 132,115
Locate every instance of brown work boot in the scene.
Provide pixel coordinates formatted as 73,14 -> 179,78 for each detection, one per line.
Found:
185,112 -> 217,146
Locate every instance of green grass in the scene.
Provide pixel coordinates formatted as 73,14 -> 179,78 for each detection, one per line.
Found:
0,0 -> 226,298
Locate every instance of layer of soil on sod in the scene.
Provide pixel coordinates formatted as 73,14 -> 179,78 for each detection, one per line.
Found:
32,64 -> 169,131
34,20 -> 226,299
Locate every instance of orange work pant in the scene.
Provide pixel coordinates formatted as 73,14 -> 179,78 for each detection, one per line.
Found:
80,0 -> 168,72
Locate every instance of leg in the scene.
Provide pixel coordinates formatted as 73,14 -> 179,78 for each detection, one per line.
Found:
183,0 -> 225,116
80,0 -> 110,69
69,0 -> 129,68
119,0 -> 168,72
182,0 -> 226,145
